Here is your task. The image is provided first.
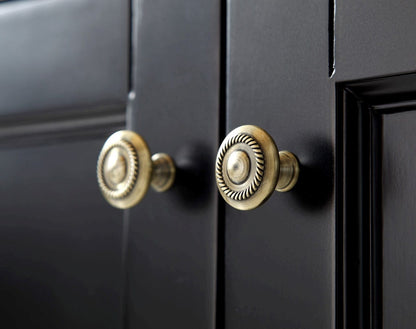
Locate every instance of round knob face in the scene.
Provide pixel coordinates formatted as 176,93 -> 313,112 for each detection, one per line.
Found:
226,150 -> 251,184
103,147 -> 128,188
216,125 -> 280,210
97,130 -> 152,209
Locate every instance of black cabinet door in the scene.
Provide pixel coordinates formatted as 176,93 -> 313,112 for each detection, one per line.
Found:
0,0 -> 128,116
225,1 -> 416,329
0,1 -> 129,328
2,1 -> 416,329
124,1 -> 220,329
0,0 -> 221,328
225,2 -> 333,328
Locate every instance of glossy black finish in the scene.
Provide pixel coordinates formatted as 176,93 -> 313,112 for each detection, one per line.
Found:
226,1 -> 334,328
2,1 -> 416,328
337,84 -> 382,329
383,111 -> 416,329
227,0 -> 416,328
337,73 -> 416,329
0,138 -> 124,328
0,0 -> 129,115
0,0 -> 128,327
337,0 -> 416,80
125,1 -> 220,328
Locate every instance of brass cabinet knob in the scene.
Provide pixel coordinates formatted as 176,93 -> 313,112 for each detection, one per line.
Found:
97,130 -> 175,209
216,125 -> 299,210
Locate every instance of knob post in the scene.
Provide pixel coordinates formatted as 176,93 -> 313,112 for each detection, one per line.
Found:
275,151 -> 299,192
151,153 -> 176,192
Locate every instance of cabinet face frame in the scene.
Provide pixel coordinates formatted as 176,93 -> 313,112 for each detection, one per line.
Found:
337,72 -> 416,329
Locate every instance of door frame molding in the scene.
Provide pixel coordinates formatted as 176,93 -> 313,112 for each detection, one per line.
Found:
336,72 -> 416,329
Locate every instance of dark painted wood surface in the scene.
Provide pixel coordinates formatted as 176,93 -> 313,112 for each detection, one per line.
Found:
0,1 -> 129,328
337,0 -> 416,80
226,1 -> 334,328
124,1 -> 220,328
0,0 -> 129,116
382,111 -> 416,329
226,0 -> 416,328
337,74 -> 416,329
1,1 -> 416,329
0,138 -> 124,329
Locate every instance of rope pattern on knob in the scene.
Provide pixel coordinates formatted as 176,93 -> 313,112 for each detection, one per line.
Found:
216,133 -> 264,200
97,140 -> 138,199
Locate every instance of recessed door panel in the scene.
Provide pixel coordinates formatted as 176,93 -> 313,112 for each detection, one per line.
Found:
0,0 -> 129,115
383,111 -> 416,329
0,138 -> 124,328
337,72 -> 416,329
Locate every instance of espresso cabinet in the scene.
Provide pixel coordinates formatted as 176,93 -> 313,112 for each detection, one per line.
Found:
1,1 -> 416,329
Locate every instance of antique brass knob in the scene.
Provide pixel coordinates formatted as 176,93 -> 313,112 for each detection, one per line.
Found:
97,130 -> 175,209
216,125 -> 299,210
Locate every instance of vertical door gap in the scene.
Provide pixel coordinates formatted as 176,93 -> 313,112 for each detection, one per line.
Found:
216,0 -> 228,328
329,0 -> 336,77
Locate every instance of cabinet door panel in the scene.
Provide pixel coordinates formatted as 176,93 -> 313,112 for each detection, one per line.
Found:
338,76 -> 416,329
226,0 -> 416,328
125,1 -> 220,329
0,138 -> 124,328
0,0 -> 129,116
226,1 -> 334,328
337,0 -> 416,80
383,111 -> 416,329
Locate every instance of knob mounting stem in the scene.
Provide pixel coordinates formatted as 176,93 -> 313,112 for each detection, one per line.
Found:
275,151 -> 299,192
